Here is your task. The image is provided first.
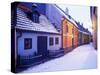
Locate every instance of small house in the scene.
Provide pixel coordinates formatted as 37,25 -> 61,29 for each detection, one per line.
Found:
11,2 -> 62,66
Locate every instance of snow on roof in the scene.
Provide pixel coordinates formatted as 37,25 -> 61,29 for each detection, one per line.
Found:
16,8 -> 59,34
54,5 -> 91,35
76,22 -> 91,35
54,5 -> 78,28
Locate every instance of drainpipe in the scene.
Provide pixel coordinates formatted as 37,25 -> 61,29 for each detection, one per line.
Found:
16,30 -> 22,67
16,31 -> 22,55
61,16 -> 65,50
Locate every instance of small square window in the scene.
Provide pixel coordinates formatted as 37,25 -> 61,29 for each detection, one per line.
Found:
55,37 -> 59,44
24,38 -> 32,49
49,37 -> 53,46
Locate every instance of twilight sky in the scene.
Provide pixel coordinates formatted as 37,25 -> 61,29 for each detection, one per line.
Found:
57,4 -> 92,33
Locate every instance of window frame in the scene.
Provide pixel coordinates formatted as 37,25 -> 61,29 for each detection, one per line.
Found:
55,37 -> 59,44
49,37 -> 54,46
24,38 -> 32,50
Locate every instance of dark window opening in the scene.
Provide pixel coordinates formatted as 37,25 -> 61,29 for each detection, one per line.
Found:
27,12 -> 32,20
68,15 -> 71,19
32,14 -> 39,23
55,37 -> 59,44
32,11 -> 40,23
24,38 -> 32,49
26,10 -> 40,23
49,37 -> 54,46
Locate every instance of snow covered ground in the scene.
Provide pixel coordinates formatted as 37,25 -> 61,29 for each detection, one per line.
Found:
22,43 -> 97,73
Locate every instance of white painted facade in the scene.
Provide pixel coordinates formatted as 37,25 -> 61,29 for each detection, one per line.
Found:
17,32 -> 61,56
16,7 -> 61,57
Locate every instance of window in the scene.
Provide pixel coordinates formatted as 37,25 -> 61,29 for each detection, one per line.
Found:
26,11 -> 40,23
72,27 -> 74,34
32,11 -> 40,23
24,38 -> 32,49
68,15 -> 71,19
55,37 -> 59,44
33,14 -> 39,23
66,25 -> 68,32
49,37 -> 54,46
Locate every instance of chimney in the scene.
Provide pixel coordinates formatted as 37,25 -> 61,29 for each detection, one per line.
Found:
32,4 -> 40,23
32,4 -> 37,11
81,23 -> 83,26
65,8 -> 69,15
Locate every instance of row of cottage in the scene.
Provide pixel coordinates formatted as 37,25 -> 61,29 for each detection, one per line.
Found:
11,2 -> 91,67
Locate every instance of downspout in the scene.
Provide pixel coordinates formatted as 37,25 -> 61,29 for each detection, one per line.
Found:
16,30 -> 22,67
16,30 -> 22,56
61,16 -> 64,50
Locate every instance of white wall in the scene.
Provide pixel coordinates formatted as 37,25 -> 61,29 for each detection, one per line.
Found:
17,31 -> 61,56
47,35 -> 61,51
17,32 -> 37,56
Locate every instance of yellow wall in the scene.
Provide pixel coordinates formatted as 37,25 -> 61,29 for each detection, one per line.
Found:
67,20 -> 73,48
62,16 -> 79,52
62,17 -> 73,49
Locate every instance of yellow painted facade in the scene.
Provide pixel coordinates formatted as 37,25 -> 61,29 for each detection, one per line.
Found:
62,17 -> 73,49
62,16 -> 79,52
66,20 -> 73,48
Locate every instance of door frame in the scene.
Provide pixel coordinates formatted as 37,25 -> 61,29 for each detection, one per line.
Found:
37,36 -> 48,57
